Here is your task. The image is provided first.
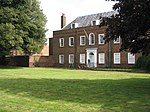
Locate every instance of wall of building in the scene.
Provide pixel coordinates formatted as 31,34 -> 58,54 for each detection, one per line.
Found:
6,55 -> 54,67
29,55 -> 53,67
51,25 -> 139,68
7,42 -> 51,67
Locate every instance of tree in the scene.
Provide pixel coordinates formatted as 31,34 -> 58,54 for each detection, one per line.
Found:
105,0 -> 150,55
0,0 -> 47,64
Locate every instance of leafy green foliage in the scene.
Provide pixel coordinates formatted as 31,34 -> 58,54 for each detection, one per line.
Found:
105,0 -> 150,55
135,55 -> 150,71
0,0 -> 47,57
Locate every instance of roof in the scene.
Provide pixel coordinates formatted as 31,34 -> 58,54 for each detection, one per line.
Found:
62,11 -> 116,30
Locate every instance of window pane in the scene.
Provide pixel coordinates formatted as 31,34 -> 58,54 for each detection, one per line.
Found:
69,37 -> 74,46
114,53 -> 120,64
59,38 -> 64,47
80,54 -> 85,64
80,36 -> 86,45
92,21 -> 96,26
89,33 -> 95,45
114,36 -> 120,43
71,24 -> 75,29
59,55 -> 64,64
128,53 -> 135,64
69,54 -> 74,64
99,53 -> 105,64
99,34 -> 105,44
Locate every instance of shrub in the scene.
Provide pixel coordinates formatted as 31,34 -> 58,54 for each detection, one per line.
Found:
135,55 -> 150,71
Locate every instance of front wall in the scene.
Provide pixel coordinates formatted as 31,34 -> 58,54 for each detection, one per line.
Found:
52,26 -> 137,68
53,30 -> 76,67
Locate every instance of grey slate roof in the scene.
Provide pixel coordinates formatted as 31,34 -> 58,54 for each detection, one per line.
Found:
62,11 -> 116,30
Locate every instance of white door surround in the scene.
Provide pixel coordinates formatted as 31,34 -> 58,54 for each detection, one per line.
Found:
86,48 -> 97,67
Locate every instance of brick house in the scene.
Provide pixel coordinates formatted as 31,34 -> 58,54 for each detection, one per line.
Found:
50,11 -> 138,68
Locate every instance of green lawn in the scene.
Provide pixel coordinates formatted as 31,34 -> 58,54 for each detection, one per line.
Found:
0,67 -> 150,112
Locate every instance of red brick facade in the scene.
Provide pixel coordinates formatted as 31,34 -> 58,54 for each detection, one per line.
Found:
51,25 -> 139,68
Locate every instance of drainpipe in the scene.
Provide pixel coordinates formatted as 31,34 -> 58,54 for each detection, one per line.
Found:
74,29 -> 78,68
108,40 -> 112,68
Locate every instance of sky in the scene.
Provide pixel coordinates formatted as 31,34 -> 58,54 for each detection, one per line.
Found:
39,0 -> 116,38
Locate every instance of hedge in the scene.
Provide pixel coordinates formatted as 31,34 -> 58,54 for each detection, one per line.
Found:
135,55 -> 150,71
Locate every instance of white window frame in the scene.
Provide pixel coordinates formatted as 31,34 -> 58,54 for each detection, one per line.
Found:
71,23 -> 78,29
89,33 -> 95,45
114,53 -> 121,64
91,20 -> 99,26
59,38 -> 64,47
69,54 -> 74,64
98,34 -> 105,44
80,54 -> 85,64
99,53 -> 105,64
128,52 -> 135,64
114,36 -> 121,44
80,35 -> 86,46
59,55 -> 64,64
69,37 -> 74,46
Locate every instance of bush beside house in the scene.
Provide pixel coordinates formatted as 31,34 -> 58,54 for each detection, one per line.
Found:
135,55 -> 150,71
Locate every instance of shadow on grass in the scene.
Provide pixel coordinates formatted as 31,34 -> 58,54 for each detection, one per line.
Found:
50,67 -> 149,74
0,66 -> 23,69
93,68 -> 149,74
0,78 -> 150,111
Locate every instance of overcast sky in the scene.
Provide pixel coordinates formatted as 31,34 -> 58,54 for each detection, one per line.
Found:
39,0 -> 116,38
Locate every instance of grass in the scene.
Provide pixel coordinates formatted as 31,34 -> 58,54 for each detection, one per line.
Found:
95,67 -> 146,72
0,67 -> 150,112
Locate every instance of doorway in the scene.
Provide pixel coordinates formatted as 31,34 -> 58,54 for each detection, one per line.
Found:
86,48 -> 97,67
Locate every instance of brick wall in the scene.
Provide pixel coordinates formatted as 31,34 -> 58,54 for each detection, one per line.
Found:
29,55 -> 54,67
7,55 -> 54,67
51,25 -> 139,68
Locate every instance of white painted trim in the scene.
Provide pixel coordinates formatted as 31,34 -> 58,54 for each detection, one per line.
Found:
114,36 -> 121,44
69,54 -> 74,64
59,55 -> 64,64
69,37 -> 74,46
128,52 -> 135,64
80,54 -> 85,64
71,23 -> 78,29
99,53 -> 105,64
86,48 -> 97,67
89,33 -> 95,45
114,53 -> 121,64
80,35 -> 86,46
98,34 -> 105,44
91,20 -> 100,26
59,38 -> 64,47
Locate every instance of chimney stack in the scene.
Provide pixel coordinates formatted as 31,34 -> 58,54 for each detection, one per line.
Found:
61,13 -> 66,29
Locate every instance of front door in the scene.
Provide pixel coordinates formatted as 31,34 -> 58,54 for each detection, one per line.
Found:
86,48 -> 97,67
89,52 -> 95,67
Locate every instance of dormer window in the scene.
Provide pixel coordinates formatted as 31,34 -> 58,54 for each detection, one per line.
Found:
71,23 -> 78,29
91,21 -> 96,26
91,20 -> 99,26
